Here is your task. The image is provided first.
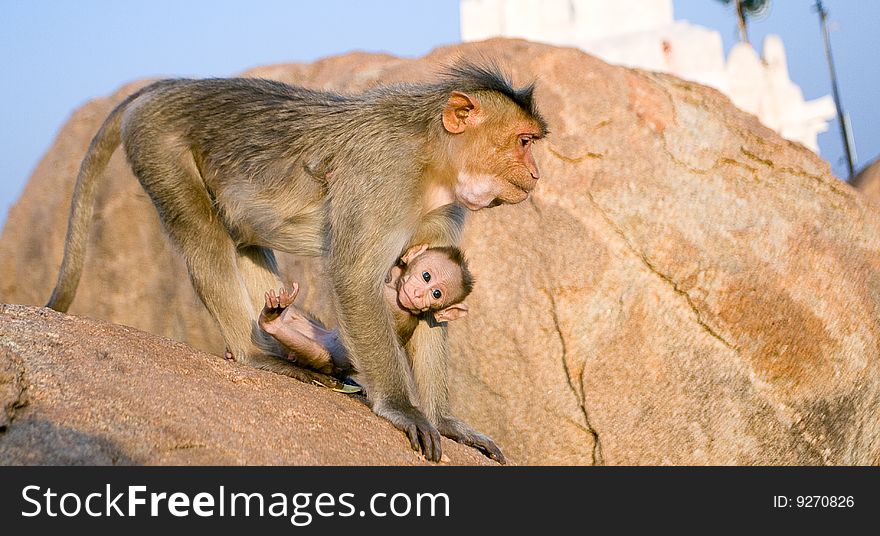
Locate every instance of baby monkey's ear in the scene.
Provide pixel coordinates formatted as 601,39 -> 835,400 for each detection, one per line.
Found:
400,243 -> 429,265
433,302 -> 469,323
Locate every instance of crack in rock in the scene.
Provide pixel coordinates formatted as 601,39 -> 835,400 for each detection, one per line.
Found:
581,191 -> 834,464
528,198 -> 603,465
545,289 -> 604,466
547,145 -> 605,164
582,190 -> 739,353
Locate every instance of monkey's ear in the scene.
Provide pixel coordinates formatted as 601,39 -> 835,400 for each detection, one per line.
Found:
442,91 -> 481,134
401,243 -> 429,264
433,302 -> 469,323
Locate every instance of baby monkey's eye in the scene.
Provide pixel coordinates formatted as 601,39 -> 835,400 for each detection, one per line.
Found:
422,271 -> 431,282
432,289 -> 442,300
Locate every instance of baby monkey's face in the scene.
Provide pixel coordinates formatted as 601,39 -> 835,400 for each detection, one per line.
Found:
397,250 -> 465,315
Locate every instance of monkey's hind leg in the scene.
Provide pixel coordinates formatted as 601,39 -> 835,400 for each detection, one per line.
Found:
166,212 -> 262,360
126,141 -> 268,364
131,149 -> 342,387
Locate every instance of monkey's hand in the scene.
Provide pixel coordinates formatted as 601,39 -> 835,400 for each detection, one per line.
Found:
375,400 -> 442,462
437,415 -> 506,464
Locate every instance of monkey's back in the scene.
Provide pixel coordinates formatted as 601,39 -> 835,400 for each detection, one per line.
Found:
126,78 -> 350,166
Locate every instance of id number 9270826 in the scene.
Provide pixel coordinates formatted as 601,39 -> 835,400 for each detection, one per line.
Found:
773,495 -> 854,508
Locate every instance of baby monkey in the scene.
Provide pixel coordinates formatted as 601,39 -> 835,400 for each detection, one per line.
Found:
259,244 -> 473,376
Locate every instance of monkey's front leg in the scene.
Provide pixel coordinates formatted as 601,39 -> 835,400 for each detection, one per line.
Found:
344,315 -> 442,461
406,321 -> 506,463
329,248 -> 443,461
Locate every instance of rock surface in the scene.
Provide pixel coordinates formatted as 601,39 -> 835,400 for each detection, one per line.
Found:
0,304 -> 493,465
2,39 -> 880,465
854,157 -> 880,203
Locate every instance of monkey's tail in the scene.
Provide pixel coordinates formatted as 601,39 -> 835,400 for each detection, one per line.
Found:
46,90 -> 141,312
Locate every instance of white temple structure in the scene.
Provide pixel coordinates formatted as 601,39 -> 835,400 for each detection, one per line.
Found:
461,0 -> 835,153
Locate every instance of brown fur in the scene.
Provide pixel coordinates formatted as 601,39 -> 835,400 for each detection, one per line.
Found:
47,63 -> 546,463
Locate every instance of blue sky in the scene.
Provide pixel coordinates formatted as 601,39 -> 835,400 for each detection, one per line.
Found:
1,1 -> 876,226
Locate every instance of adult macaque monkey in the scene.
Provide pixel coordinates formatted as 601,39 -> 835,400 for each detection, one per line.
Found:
47,62 -> 547,463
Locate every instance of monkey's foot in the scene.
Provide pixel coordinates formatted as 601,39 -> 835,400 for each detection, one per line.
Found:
259,285 -> 300,325
375,400 -> 442,462
437,415 -> 506,464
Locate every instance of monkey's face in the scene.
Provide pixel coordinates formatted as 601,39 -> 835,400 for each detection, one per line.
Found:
397,251 -> 465,314
450,115 -> 543,210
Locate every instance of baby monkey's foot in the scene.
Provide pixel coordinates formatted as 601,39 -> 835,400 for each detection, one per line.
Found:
259,284 -> 300,329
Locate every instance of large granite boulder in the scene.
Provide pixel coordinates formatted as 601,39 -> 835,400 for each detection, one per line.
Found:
854,157 -> 880,203
2,39 -> 879,465
0,304 -> 493,465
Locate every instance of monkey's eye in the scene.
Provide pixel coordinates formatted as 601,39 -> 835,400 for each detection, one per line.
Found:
422,271 -> 431,283
519,136 -> 532,147
432,289 -> 442,300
